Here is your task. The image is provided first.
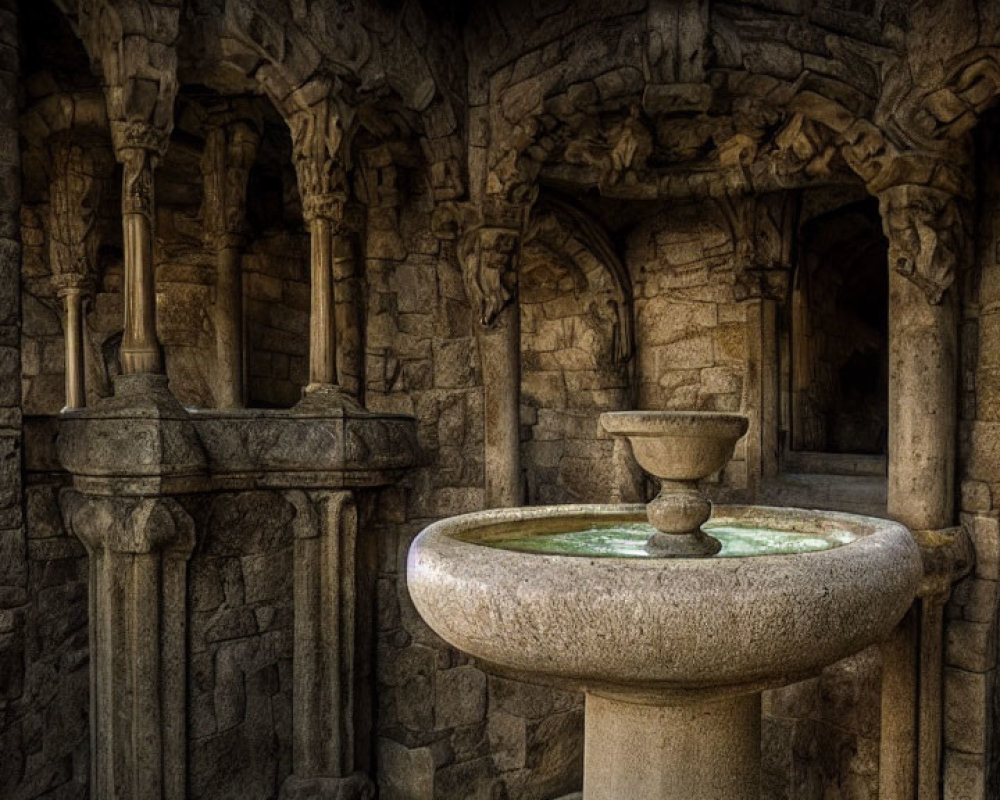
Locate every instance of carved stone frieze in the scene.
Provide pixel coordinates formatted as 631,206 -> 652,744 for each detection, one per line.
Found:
878,183 -> 967,304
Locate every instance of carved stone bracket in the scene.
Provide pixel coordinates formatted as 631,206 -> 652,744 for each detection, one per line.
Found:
878,183 -> 967,304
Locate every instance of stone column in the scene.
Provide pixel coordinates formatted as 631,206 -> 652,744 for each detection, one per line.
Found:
461,200 -> 532,508
200,114 -> 260,408
54,276 -> 90,409
48,136 -> 107,409
877,183 -> 965,800
280,491 -> 373,800
288,97 -> 359,409
333,212 -> 365,402
113,125 -> 169,376
65,493 -> 195,800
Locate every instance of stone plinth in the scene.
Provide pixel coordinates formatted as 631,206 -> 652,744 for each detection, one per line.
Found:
57,374 -> 206,800
57,374 -> 207,496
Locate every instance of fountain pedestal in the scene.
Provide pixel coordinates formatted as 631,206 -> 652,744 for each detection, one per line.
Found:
408,412 -> 923,800
585,693 -> 760,800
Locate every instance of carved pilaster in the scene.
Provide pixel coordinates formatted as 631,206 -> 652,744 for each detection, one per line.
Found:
201,110 -> 261,408
65,492 -> 195,800
439,194 -> 534,507
876,179 -> 966,800
280,491 -> 374,800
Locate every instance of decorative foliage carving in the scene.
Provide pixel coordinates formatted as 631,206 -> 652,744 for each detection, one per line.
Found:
48,136 -> 110,288
72,0 -> 180,160
285,87 -> 353,224
565,105 -> 653,189
120,147 -> 155,218
879,184 -> 966,304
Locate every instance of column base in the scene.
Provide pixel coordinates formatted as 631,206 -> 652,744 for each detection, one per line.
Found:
296,382 -> 362,413
278,773 -> 375,800
583,692 -> 761,800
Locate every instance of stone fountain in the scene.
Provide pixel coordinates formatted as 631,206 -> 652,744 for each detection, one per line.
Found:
407,411 -> 922,800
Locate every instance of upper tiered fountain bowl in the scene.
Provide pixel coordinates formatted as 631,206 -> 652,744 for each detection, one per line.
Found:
407,411 -> 922,800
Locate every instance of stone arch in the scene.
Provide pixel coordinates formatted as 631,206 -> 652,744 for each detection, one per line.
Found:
519,193 -> 635,504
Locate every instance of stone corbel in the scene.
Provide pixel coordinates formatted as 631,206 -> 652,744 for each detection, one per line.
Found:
878,183 -> 967,305
717,192 -> 797,303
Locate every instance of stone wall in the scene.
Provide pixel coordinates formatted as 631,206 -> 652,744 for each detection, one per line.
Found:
188,491 -> 296,799
626,199 -> 751,490
951,113 -> 1000,799
367,189 -> 586,798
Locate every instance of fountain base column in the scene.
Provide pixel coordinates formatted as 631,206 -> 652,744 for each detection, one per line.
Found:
583,692 -> 761,800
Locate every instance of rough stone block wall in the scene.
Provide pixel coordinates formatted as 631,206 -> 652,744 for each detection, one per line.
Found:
520,266 -> 631,505
950,118 -> 1000,799
187,491 -> 296,799
244,233 -> 310,408
368,195 -> 585,798
1,8 -> 90,797
626,200 -> 750,490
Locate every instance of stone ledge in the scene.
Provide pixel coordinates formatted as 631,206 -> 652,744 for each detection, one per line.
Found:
189,406 -> 418,489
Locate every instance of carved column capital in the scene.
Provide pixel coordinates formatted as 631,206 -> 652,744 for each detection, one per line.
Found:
48,134 -> 110,291
201,115 -> 261,248
287,95 -> 350,226
878,183 -> 968,304
68,494 -> 195,557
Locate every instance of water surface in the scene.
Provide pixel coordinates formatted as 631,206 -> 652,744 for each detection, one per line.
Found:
485,521 -> 856,558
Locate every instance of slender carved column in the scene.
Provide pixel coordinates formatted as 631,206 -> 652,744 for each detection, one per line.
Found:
48,136 -> 107,408
460,197 -> 533,508
65,493 -> 195,800
288,97 -> 359,408
280,491 -> 373,800
200,113 -> 260,407
877,183 -> 966,800
113,125 -> 169,375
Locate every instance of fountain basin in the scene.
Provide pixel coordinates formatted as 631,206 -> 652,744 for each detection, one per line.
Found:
407,503 -> 921,702
600,411 -> 748,481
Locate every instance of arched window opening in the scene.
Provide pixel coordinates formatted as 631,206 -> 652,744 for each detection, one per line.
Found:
789,197 -> 888,459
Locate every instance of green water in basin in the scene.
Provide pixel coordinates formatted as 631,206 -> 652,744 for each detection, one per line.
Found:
485,521 -> 857,558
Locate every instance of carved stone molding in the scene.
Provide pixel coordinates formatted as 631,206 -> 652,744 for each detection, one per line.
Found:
878,183 -> 967,304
